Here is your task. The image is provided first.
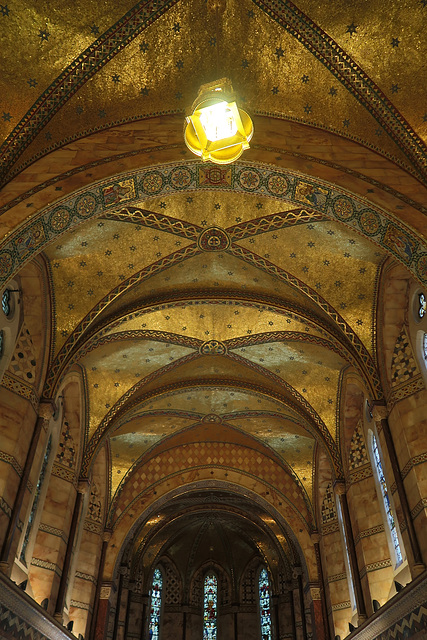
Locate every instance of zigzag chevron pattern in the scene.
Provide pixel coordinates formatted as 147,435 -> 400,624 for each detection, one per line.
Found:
380,604 -> 427,639
0,604 -> 45,639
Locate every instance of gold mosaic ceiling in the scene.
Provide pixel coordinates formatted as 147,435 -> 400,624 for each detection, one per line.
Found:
0,0 -> 426,182
2,0 -> 426,546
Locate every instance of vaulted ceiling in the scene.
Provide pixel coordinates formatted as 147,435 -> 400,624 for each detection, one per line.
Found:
1,0 -> 426,573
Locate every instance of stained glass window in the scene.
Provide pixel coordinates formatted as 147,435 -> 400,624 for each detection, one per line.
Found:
258,568 -> 272,640
423,333 -> 427,363
0,329 -> 3,357
149,568 -> 163,640
419,293 -> 426,319
20,435 -> 52,565
372,434 -> 403,566
203,574 -> 217,640
1,289 -> 10,317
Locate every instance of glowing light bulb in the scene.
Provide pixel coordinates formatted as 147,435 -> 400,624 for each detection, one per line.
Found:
199,102 -> 238,141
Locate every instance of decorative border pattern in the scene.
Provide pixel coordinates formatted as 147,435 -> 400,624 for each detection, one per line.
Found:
1,372 -> 39,411
0,449 -> 23,478
69,600 -> 91,612
1,162 -> 425,288
360,559 -> 392,579
331,601 -> 352,611
401,452 -> 427,480
354,524 -> 385,546
83,520 -> 103,534
30,557 -> 62,577
411,498 -> 427,521
327,572 -> 347,584
38,522 -> 68,544
387,375 -> 425,408
347,465 -> 373,485
321,521 -> 339,535
50,463 -> 76,484
75,571 -> 96,584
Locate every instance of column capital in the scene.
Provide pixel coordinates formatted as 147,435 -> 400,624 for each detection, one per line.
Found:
372,402 -> 388,422
38,399 -> 56,420
333,480 -> 346,495
102,530 -> 112,542
292,566 -> 302,578
310,532 -> 321,544
77,477 -> 91,494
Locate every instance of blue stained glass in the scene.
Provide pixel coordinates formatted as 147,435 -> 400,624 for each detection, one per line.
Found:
372,435 -> 403,566
1,289 -> 10,317
149,568 -> 163,640
259,568 -> 272,640
20,435 -> 52,565
203,574 -> 217,640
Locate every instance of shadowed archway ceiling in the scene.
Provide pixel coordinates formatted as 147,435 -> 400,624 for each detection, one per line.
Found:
1,0 -> 426,550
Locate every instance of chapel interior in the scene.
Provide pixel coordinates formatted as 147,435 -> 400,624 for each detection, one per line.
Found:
0,1 -> 427,640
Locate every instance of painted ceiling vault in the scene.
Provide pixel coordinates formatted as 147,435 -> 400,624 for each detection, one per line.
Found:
1,0 -> 427,577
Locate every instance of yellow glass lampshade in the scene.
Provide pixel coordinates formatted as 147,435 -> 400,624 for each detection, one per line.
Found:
184,78 -> 253,164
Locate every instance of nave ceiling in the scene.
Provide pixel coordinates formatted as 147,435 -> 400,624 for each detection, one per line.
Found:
0,0 -> 426,581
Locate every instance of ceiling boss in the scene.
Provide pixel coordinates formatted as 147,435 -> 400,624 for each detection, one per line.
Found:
183,0 -> 254,164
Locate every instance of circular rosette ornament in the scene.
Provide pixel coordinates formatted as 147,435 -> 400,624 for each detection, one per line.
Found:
184,78 -> 253,165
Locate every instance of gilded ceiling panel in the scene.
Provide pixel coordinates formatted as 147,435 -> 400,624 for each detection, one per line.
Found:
131,387 -> 294,416
82,338 -> 195,438
232,340 -> 345,439
137,191 -> 303,229
292,0 -> 427,144
45,218 -> 192,353
102,301 -> 328,342
237,220 -> 384,354
0,0 -> 138,140
3,0 -> 419,179
99,250 -> 325,320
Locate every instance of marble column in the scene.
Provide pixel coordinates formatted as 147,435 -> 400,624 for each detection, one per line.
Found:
139,597 -> 148,640
293,568 -> 308,640
112,566 -> 127,640
123,581 -> 134,639
288,583 -> 297,640
311,533 -> 330,640
273,595 -> 280,640
88,530 -> 111,640
372,404 -> 425,575
334,482 -> 367,623
54,479 -> 89,621
0,401 -> 55,574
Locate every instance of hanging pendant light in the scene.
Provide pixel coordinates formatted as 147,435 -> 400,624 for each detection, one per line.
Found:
184,78 -> 253,164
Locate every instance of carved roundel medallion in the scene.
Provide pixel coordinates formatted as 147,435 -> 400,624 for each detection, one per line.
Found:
200,340 -> 227,356
198,227 -> 230,252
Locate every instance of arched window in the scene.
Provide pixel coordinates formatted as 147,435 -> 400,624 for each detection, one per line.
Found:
371,433 -> 403,567
149,568 -> 163,640
203,573 -> 218,640
258,568 -> 272,640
